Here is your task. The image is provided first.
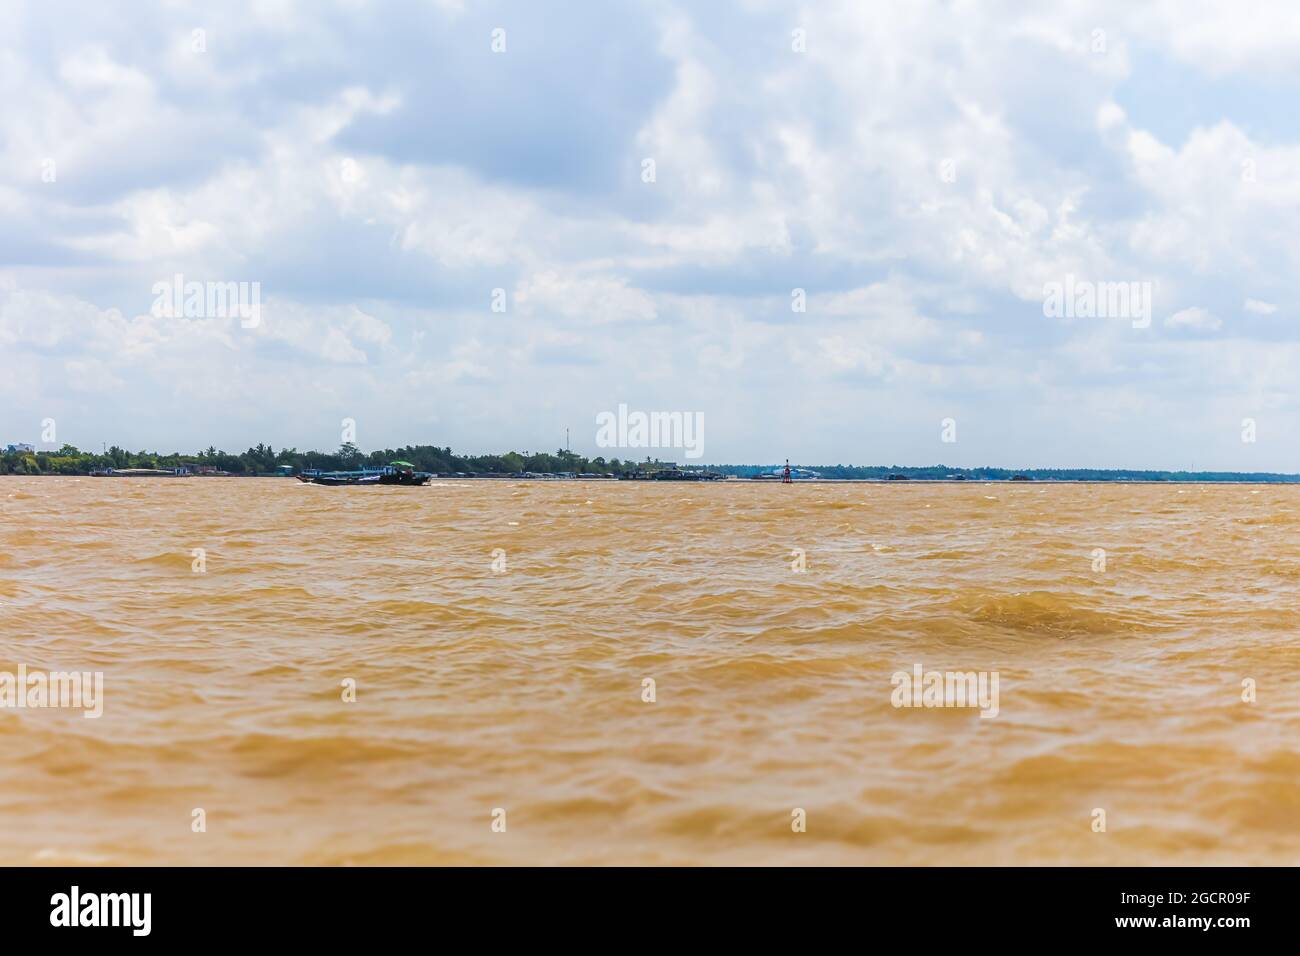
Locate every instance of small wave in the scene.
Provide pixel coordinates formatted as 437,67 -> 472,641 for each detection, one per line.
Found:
942,589 -> 1149,637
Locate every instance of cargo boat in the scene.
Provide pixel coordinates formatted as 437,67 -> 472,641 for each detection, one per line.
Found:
90,468 -> 191,477
299,461 -> 431,486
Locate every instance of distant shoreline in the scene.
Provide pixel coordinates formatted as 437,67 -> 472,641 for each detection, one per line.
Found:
3,443 -> 1297,483
5,474 -> 1299,485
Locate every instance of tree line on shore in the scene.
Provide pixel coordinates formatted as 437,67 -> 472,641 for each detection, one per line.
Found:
2,444 -> 1296,482
0,443 -> 674,476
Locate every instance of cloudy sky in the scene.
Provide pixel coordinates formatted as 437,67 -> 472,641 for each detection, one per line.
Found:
3,0 -> 1299,469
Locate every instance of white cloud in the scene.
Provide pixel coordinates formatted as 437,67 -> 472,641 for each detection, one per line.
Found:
1165,307 -> 1222,331
515,271 -> 657,324
1138,0 -> 1300,76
